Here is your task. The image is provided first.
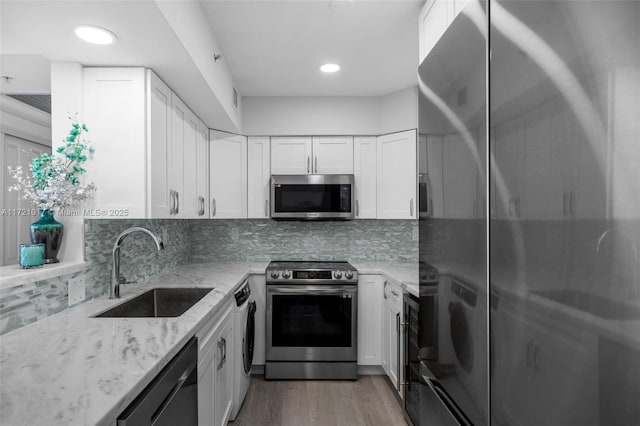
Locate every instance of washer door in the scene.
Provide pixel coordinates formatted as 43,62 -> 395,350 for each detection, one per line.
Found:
449,301 -> 473,374
243,301 -> 257,374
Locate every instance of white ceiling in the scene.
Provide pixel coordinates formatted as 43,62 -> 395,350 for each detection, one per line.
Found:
1,0 -> 420,97
200,0 -> 422,96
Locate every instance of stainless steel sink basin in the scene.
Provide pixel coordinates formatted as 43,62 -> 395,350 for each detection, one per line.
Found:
531,289 -> 640,320
95,287 -> 213,318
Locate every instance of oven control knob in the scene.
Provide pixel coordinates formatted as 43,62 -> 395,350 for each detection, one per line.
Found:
282,271 -> 291,279
270,271 -> 280,279
345,271 -> 354,280
334,271 -> 343,279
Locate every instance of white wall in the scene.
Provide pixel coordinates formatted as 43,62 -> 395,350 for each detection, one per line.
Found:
242,87 -> 418,136
50,62 -> 84,263
380,86 -> 418,134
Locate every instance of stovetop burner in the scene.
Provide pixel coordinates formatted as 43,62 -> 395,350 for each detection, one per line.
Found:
266,260 -> 358,284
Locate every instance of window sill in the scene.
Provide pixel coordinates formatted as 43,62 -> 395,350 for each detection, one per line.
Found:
0,261 -> 86,290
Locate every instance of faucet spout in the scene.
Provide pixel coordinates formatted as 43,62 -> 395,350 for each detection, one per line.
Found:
111,227 -> 164,299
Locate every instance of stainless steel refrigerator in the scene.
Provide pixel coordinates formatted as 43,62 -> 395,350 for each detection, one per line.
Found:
418,1 -> 640,424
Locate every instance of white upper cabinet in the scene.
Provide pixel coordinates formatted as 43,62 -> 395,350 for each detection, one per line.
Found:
196,120 -> 210,218
247,136 -> 271,218
147,70 -> 173,219
210,130 -> 247,218
85,67 -> 206,219
84,68 -> 150,218
270,137 -> 312,174
311,136 -> 354,174
377,130 -> 418,219
181,108 -> 199,218
353,136 -> 377,218
270,136 -> 353,175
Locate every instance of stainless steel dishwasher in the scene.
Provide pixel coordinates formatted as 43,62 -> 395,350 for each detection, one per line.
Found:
117,337 -> 198,426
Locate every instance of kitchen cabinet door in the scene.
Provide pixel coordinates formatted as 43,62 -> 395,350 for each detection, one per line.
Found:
247,137 -> 271,218
195,120 -> 209,218
214,310 -> 235,426
181,109 -> 199,218
353,136 -> 377,218
147,70 -> 173,219
270,136 -> 312,175
418,0 -> 450,63
83,68 -> 147,218
170,94 -> 187,217
377,129 -> 417,219
311,136 -> 354,174
384,280 -> 403,392
210,130 -> 247,218
196,303 -> 234,426
357,275 -> 384,365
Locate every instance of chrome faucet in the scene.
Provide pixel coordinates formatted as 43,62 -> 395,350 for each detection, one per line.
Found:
111,227 -> 164,298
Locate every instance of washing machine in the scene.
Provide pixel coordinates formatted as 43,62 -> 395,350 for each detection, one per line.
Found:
437,274 -> 488,422
230,280 -> 256,420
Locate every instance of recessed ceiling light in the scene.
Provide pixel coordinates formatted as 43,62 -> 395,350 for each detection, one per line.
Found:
320,63 -> 340,73
75,25 -> 117,45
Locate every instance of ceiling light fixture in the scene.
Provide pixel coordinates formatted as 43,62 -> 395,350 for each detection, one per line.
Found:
75,25 -> 117,45
320,63 -> 340,73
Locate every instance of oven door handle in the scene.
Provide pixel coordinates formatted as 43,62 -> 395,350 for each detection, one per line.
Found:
267,286 -> 357,295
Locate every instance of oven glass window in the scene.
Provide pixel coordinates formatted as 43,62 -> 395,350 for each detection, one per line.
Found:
271,294 -> 352,347
274,184 -> 351,213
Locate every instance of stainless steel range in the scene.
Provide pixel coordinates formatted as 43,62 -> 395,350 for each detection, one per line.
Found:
265,261 -> 358,380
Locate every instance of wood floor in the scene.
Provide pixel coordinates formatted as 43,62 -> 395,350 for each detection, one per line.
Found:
230,375 -> 408,426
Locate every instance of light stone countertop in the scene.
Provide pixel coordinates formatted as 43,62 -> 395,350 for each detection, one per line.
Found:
0,260 -> 418,426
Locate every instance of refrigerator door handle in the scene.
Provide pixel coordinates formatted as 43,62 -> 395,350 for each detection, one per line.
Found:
421,375 -> 473,426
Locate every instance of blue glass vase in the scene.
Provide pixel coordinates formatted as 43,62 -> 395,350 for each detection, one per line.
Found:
30,209 -> 64,264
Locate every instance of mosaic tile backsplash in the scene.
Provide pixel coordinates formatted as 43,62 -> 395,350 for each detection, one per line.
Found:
1,218 -> 417,334
189,219 -> 418,263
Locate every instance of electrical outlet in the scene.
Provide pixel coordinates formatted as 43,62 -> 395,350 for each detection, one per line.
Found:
231,227 -> 239,241
412,226 -> 419,241
162,228 -> 169,246
68,276 -> 86,306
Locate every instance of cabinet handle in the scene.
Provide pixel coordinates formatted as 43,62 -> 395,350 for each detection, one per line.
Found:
391,289 -> 399,297
356,200 -> 359,217
315,156 -> 318,173
265,200 -> 268,217
222,337 -> 227,366
383,281 -> 388,299
175,191 -> 180,215
200,196 -> 205,216
569,191 -> 575,216
169,190 -> 175,215
212,198 -> 217,217
307,156 -> 310,174
216,339 -> 224,370
410,198 -> 414,217
396,312 -> 401,392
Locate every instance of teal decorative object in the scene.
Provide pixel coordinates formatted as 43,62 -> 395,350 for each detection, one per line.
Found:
30,209 -> 64,264
19,243 -> 45,268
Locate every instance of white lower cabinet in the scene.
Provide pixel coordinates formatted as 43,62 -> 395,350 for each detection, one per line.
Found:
357,275 -> 384,365
382,279 -> 403,391
197,302 -> 235,426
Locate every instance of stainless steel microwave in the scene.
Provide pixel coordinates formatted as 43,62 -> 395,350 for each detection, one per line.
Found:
271,174 -> 354,220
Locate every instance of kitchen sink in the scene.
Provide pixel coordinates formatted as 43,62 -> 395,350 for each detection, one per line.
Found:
531,289 -> 640,320
95,287 -> 213,318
